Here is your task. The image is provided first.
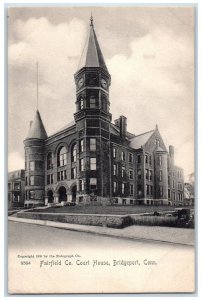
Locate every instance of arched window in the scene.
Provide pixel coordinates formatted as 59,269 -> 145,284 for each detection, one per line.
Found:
58,147 -> 67,167
47,152 -> 54,170
71,144 -> 77,162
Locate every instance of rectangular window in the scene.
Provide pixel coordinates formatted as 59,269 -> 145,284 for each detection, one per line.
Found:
51,174 -> 54,184
113,181 -> 117,193
149,156 -> 152,165
90,178 -> 97,190
168,175 -> 170,185
29,190 -> 35,199
146,184 -> 149,195
80,158 -> 84,171
57,172 -> 60,181
137,154 -> 141,164
168,189 -> 171,198
172,180 -> 175,188
146,169 -> 149,180
90,158 -> 96,170
138,185 -> 142,196
90,95 -> 96,108
178,183 -> 182,190
149,170 -> 152,181
160,186 -> 163,197
138,169 -> 141,179
30,176 -> 34,185
121,151 -> 125,161
145,155 -> 148,164
71,167 -> 76,179
113,164 -> 117,176
130,184 -> 134,196
29,161 -> 35,171
121,166 -> 125,177
47,175 -> 50,185
80,98 -> 84,110
172,192 -> 176,200
159,170 -> 162,181
35,161 -> 43,171
90,138 -> 96,151
129,153 -> 133,163
150,185 -> 153,196
113,148 -> 116,158
79,179 -> 84,191
159,155 -> 162,165
80,139 -> 84,152
129,169 -> 134,180
122,183 -> 125,194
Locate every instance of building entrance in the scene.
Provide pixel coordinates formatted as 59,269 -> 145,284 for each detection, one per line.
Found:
58,186 -> 67,202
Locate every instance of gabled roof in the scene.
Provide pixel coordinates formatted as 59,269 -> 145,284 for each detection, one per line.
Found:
25,110 -> 47,140
155,145 -> 167,152
48,120 -> 75,138
129,130 -> 154,149
77,17 -> 108,73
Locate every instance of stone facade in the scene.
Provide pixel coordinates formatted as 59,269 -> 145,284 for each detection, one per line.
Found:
23,18 -> 184,208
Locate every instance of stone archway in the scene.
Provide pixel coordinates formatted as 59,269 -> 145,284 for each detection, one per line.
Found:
47,190 -> 54,203
58,186 -> 67,203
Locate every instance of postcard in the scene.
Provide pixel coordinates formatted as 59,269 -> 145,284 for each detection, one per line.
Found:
7,5 -> 195,294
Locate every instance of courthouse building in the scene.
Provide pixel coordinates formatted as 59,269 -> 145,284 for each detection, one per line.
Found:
23,17 -> 184,208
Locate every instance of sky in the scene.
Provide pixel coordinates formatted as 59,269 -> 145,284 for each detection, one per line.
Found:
7,6 -> 195,179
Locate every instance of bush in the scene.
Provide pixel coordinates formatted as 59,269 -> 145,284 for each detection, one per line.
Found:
131,215 -> 178,227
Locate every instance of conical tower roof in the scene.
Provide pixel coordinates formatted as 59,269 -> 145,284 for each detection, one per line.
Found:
25,110 -> 47,140
77,16 -> 109,73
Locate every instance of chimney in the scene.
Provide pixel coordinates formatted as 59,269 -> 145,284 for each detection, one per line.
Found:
120,115 -> 127,138
114,116 -> 127,138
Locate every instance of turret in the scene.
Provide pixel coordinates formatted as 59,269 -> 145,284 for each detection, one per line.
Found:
73,17 -> 112,204
24,110 -> 47,208
154,145 -> 168,205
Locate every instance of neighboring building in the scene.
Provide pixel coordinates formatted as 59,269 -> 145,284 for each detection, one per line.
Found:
184,182 -> 194,206
23,17 -> 184,208
8,169 -> 25,209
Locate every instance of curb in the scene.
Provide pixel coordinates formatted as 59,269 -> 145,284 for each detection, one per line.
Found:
8,216 -> 194,247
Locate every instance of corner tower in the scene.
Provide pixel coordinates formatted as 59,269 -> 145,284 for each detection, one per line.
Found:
24,110 -> 47,207
74,16 -> 112,204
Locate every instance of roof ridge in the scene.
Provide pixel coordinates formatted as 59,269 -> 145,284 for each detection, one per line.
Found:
133,129 -> 154,138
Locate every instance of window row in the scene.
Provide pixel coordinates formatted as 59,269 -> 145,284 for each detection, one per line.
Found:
27,161 -> 43,171
113,148 -> 133,163
78,95 -> 109,111
47,139 -> 97,169
112,182 -> 134,196
79,178 -> 97,191
113,165 -> 134,179
137,154 -> 152,165
146,184 -> 153,196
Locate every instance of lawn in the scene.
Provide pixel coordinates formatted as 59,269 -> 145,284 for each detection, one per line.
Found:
30,205 -> 188,215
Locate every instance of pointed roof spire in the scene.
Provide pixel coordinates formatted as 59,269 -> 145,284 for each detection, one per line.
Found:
77,16 -> 109,73
90,13 -> 93,26
25,110 -> 48,140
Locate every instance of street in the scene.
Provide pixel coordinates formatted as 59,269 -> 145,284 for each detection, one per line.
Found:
8,221 -> 195,294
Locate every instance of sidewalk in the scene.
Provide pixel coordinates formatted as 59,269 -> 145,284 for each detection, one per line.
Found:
8,216 -> 195,246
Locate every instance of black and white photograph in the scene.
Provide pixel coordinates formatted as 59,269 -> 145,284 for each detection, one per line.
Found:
7,4 -> 195,294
